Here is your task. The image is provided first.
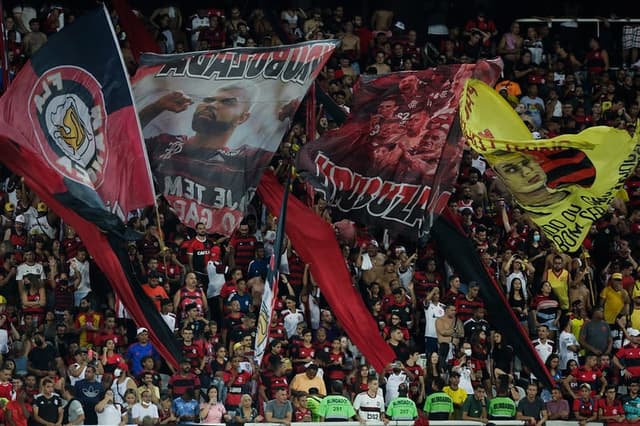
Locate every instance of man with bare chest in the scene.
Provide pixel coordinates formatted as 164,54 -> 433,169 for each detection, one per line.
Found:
378,260 -> 400,295
362,241 -> 387,285
371,9 -> 393,32
340,22 -> 361,61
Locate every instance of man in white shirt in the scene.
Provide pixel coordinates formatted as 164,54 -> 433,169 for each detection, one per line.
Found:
532,325 -> 555,364
16,247 -> 45,289
353,376 -> 386,423
281,295 -> 305,339
424,287 -> 445,356
131,389 -> 159,424
384,362 -> 407,404
69,247 -> 91,306
558,317 -> 579,370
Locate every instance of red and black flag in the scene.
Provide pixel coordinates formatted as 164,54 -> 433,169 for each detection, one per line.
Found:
296,60 -> 502,239
258,170 -> 396,372
0,7 -> 181,367
432,209 -> 555,388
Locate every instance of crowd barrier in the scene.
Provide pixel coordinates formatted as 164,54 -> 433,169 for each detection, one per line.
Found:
236,422 -> 615,426
515,17 -> 640,38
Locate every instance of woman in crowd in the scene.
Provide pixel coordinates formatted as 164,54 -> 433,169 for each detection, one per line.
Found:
101,337 -> 125,389
425,352 -> 445,395
200,386 -> 228,423
508,277 -> 529,329
233,394 -> 263,424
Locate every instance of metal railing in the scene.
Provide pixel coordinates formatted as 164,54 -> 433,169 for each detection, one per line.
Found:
515,17 -> 640,38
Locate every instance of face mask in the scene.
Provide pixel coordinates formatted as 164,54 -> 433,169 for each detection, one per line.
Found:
464,349 -> 472,356
533,234 -> 541,242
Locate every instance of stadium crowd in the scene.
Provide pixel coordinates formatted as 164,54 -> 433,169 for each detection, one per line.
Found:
0,0 -> 640,425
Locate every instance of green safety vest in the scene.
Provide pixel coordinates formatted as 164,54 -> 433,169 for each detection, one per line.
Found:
386,397 -> 418,420
319,395 -> 356,420
424,392 -> 454,414
306,395 -> 323,421
488,396 -> 517,419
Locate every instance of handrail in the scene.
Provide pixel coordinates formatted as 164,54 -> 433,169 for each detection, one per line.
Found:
515,17 -> 640,38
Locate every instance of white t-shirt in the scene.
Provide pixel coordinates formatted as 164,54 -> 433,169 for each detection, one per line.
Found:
97,403 -> 125,426
69,257 -> 91,294
353,391 -> 385,422
16,262 -> 45,280
68,363 -> 87,386
131,402 -> 159,422
532,338 -> 555,364
558,330 -> 579,370
424,302 -> 445,338
385,372 -> 407,403
282,309 -> 305,338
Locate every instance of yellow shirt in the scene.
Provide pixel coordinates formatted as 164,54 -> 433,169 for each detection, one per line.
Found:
600,286 -> 627,324
547,269 -> 570,310
570,317 -> 586,356
290,372 -> 327,396
630,283 -> 640,329
443,385 -> 468,407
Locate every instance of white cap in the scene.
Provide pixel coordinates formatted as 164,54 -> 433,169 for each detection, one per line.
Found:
14,214 -> 25,223
136,327 -> 148,336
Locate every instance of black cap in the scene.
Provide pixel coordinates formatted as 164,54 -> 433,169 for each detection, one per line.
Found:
148,270 -> 162,279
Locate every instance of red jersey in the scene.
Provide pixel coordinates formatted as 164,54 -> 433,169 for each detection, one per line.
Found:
327,352 -> 346,380
181,341 -> 205,369
61,236 -> 83,260
178,287 -> 205,317
229,234 -> 257,274
597,398 -> 624,417
186,237 -> 216,274
573,397 -> 595,417
0,381 -> 12,400
269,323 -> 286,341
571,367 -> 602,395
615,344 -> 640,377
225,370 -> 252,406
413,271 -> 441,300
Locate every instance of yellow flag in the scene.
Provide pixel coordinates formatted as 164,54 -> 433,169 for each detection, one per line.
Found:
459,79 -> 640,252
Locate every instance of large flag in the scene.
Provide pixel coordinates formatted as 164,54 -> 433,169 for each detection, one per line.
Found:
296,60 -> 502,238
258,170 -> 396,372
0,7 -> 180,367
132,40 -> 338,235
460,79 -> 640,252
431,209 -> 555,388
254,173 -> 290,367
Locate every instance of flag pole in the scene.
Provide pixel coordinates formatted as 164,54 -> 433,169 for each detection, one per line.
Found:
154,204 -> 166,249
254,166 -> 291,367
306,82 -> 316,143
0,0 -> 10,92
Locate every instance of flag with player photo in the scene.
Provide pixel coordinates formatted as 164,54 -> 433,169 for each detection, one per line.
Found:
132,40 -> 338,235
296,60 -> 502,239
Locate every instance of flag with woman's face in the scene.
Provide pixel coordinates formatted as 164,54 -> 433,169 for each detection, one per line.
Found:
460,79 -> 640,252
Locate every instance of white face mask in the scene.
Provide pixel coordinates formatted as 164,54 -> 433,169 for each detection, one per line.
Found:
464,349 -> 472,357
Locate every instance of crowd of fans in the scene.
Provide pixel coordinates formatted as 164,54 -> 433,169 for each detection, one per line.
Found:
0,1 -> 640,425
